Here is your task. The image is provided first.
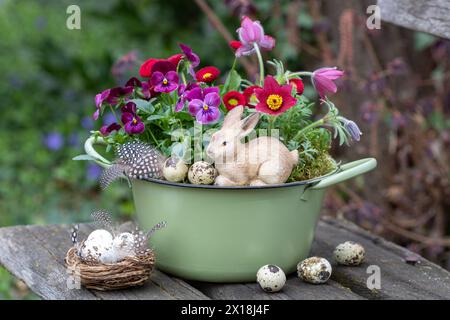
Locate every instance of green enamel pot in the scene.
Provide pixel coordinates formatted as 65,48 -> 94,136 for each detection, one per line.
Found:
85,137 -> 377,282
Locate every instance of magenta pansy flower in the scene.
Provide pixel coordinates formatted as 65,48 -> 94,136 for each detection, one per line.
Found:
176,83 -> 199,112
121,101 -> 137,114
100,123 -> 121,136
188,89 -> 221,125
93,86 -> 134,120
121,112 -> 145,135
235,16 -> 275,57
179,43 -> 200,68
311,67 -> 344,98
150,60 -> 179,93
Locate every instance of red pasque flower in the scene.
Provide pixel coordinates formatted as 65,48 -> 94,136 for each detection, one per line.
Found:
195,66 -> 220,83
254,76 -> 297,115
243,85 -> 261,107
229,40 -> 243,51
289,78 -> 304,95
223,91 -> 246,110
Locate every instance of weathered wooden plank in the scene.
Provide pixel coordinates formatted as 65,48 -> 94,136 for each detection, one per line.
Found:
0,223 -> 208,300
0,225 -> 97,300
191,276 -> 364,300
378,0 -> 450,39
190,281 -> 291,300
313,217 -> 450,300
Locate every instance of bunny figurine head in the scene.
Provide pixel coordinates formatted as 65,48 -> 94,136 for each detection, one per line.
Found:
206,106 -> 298,186
206,106 -> 260,164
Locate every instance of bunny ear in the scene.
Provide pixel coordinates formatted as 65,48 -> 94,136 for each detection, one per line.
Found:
222,106 -> 244,128
239,112 -> 260,137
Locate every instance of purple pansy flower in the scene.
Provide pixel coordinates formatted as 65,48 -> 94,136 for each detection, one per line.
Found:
150,60 -> 179,93
43,132 -> 64,151
126,77 -> 152,99
100,123 -> 121,136
179,43 -> 200,68
235,16 -> 275,57
121,112 -> 145,135
93,86 -> 134,119
176,83 -> 200,112
188,88 -> 221,125
121,101 -> 137,114
311,67 -> 344,98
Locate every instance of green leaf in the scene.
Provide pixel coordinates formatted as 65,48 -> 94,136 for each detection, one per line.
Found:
131,98 -> 155,114
147,114 -> 165,121
72,154 -> 97,161
223,70 -> 241,93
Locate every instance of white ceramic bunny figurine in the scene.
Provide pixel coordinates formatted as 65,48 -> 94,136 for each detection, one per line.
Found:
206,106 -> 298,186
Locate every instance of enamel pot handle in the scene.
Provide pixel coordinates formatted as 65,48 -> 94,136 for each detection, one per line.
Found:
310,158 -> 377,190
84,136 -> 112,169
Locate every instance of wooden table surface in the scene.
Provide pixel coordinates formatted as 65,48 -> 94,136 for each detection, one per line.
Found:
0,217 -> 449,300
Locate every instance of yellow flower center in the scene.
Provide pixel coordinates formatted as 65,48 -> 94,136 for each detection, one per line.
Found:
203,72 -> 212,80
228,98 -> 238,106
203,104 -> 209,111
132,118 -> 137,124
163,78 -> 168,85
266,94 -> 283,110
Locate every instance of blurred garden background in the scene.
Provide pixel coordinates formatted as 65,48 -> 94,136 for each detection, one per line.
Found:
0,0 -> 449,299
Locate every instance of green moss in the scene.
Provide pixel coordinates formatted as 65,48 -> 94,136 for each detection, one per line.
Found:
288,128 -> 337,182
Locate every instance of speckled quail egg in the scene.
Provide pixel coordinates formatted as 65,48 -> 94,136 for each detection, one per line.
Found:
188,161 -> 217,185
256,265 -> 286,293
163,156 -> 188,182
334,241 -> 365,266
80,229 -> 114,263
112,232 -> 136,261
297,257 -> 332,284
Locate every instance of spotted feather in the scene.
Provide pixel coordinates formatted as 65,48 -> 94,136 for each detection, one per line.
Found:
99,162 -> 127,189
131,221 -> 167,256
91,210 -> 115,233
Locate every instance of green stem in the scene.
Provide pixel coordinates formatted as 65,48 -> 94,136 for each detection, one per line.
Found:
268,115 -> 276,133
293,118 -> 325,141
253,43 -> 264,85
148,128 -> 159,146
109,105 -> 124,129
288,71 -> 313,78
223,57 -> 237,93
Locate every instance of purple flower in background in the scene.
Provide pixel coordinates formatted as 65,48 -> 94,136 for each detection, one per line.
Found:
43,132 -> 64,151
235,16 -> 275,57
121,112 -> 144,134
102,112 -> 116,126
188,89 -> 221,124
311,67 -> 344,98
342,118 -> 362,142
86,163 -> 102,181
179,43 -> 200,68
68,133 -> 79,147
176,83 -> 200,112
81,116 -> 94,130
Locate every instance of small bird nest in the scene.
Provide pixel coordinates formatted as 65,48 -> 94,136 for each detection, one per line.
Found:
65,246 -> 155,291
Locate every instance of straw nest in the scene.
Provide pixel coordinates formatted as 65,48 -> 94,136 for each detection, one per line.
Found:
65,246 -> 155,291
